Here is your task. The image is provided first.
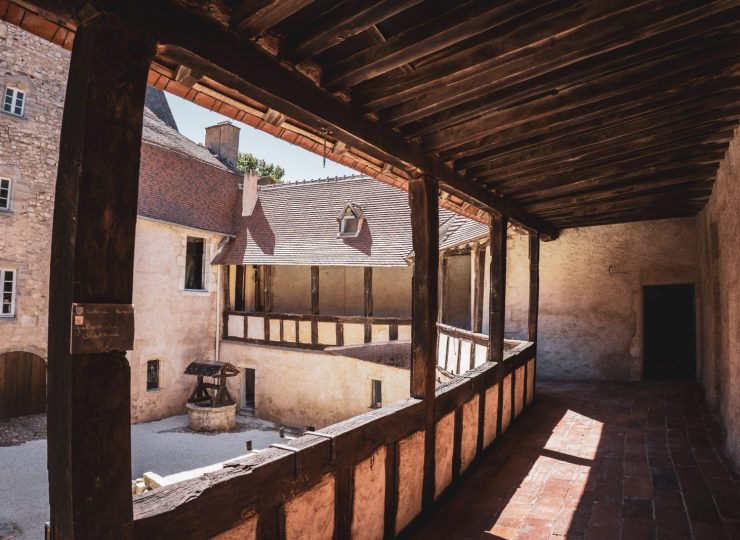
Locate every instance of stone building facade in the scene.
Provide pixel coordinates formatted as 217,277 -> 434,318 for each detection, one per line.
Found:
0,20 -> 67,358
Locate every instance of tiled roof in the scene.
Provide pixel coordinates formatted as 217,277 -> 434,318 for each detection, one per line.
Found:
214,175 -> 487,266
145,87 -> 179,131
329,342 -> 411,370
136,89 -> 242,235
439,213 -> 489,251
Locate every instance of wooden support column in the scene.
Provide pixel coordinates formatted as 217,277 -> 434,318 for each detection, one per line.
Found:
364,266 -> 373,343
222,265 -> 231,338
264,265 -> 273,313
487,214 -> 507,437
254,265 -> 263,312
528,232 -> 540,402
311,265 -> 319,344
438,256 -> 447,323
470,243 -> 485,334
46,13 -> 154,539
408,175 -> 439,511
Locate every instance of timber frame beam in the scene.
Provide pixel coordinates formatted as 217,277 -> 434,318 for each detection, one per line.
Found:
7,0 -> 558,240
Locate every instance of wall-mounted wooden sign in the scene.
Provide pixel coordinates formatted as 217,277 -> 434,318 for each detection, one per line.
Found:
70,303 -> 135,354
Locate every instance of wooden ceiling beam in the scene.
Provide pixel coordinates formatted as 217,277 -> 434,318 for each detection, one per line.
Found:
393,24 -> 740,135
523,178 -> 716,214
93,0 -> 557,238
279,0 -> 424,63
354,0 -> 728,112
468,124 -> 736,181
423,48 -> 740,153
508,165 -> 717,203
440,75 -> 740,163
487,144 -> 726,195
230,0 -> 313,37
322,0 -> 541,91
455,97 -> 740,171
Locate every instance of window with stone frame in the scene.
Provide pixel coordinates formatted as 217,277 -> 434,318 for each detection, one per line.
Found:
185,236 -> 206,291
0,269 -> 17,317
0,178 -> 10,210
3,87 -> 25,117
146,359 -> 160,391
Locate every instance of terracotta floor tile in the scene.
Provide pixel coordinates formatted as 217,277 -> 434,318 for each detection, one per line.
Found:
406,381 -> 740,540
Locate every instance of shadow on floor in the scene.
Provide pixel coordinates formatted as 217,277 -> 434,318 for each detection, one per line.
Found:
405,380 -> 740,540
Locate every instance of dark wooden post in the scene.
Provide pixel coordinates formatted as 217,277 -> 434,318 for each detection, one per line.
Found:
46,13 -> 154,539
438,256 -> 447,323
264,265 -> 273,313
408,175 -> 439,510
222,265 -> 231,338
254,265 -> 263,312
311,266 -> 319,343
528,232 -> 540,401
487,214 -> 507,437
364,266 -> 373,343
471,243 -> 485,333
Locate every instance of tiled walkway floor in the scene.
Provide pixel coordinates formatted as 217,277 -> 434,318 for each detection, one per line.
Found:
408,380 -> 740,540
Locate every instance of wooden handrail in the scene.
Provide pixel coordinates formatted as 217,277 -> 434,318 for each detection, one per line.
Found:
225,310 -> 412,325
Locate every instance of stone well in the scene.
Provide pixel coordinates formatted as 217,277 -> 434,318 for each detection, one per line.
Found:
186,403 -> 237,432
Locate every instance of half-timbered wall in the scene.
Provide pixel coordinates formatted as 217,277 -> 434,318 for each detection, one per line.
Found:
697,126 -> 740,469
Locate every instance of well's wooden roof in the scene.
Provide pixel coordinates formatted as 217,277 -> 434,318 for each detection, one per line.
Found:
8,0 -> 740,236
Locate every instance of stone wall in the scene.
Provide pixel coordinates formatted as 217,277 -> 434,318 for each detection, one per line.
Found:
696,127 -> 740,468
219,340 -> 411,429
129,218 -> 224,423
503,218 -> 700,380
0,20 -> 69,358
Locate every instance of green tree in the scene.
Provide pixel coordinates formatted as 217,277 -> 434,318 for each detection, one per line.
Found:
236,152 -> 286,182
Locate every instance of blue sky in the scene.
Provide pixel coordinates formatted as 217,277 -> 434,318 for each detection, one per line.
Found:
166,93 -> 357,182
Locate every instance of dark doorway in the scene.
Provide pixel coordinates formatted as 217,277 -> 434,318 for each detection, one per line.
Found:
643,284 -> 696,380
242,368 -> 256,412
0,351 -> 46,418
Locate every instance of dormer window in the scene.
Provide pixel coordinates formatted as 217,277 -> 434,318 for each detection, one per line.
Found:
3,87 -> 25,117
337,203 -> 365,238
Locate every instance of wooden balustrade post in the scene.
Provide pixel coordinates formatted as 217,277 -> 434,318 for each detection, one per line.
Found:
528,232 -> 540,402
487,213 -> 507,437
311,266 -> 319,344
408,175 -> 439,511
46,13 -> 154,539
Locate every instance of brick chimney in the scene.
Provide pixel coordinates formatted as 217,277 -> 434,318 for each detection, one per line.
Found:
242,170 -> 259,216
205,121 -> 240,169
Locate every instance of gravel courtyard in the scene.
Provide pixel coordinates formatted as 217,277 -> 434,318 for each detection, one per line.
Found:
0,412 -> 296,539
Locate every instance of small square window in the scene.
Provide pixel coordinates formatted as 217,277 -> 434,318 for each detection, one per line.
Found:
185,237 -> 206,291
370,379 -> 382,409
146,359 -> 160,391
1,269 -> 17,317
3,87 -> 25,117
0,178 -> 10,210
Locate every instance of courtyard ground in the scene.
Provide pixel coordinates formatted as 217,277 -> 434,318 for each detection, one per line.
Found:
0,412 -> 297,539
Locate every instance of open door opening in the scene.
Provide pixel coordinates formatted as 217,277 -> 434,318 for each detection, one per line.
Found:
643,284 -> 696,380
241,368 -> 256,415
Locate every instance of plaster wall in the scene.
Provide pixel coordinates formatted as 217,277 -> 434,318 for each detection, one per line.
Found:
219,341 -> 411,428
129,218 -> 223,423
696,127 -> 740,468
0,21 -> 68,358
372,266 -> 412,317
318,266 -> 364,316
443,255 -> 471,329
513,218 -> 701,380
271,265 -> 311,313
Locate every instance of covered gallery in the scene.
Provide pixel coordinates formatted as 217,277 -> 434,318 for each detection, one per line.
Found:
1,1 -> 738,538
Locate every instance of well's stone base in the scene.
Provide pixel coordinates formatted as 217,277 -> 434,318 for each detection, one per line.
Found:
186,403 -> 237,432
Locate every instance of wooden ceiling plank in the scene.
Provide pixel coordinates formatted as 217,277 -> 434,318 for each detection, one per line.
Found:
231,0 -> 314,37
423,47 -> 740,153
507,165 -> 717,203
468,124 -> 736,180
455,97 -> 740,171
280,0 -> 424,63
354,0 -> 726,111
440,75 -> 740,163
394,23 -> 740,134
322,0 -> 543,91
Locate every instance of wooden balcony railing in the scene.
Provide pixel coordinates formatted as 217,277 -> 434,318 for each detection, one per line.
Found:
223,310 -> 413,349
436,323 -> 522,376
132,340 -> 535,539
